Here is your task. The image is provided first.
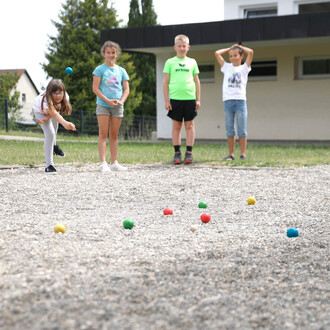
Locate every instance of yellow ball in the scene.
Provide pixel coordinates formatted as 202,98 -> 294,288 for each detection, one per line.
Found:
54,224 -> 66,234
247,196 -> 256,205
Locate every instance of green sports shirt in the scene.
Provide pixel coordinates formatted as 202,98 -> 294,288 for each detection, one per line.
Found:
163,56 -> 199,100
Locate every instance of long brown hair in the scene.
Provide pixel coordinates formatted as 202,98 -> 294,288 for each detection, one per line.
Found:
42,79 -> 72,116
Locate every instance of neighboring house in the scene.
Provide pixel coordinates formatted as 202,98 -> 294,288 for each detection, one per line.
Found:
0,69 -> 39,123
101,0 -> 330,142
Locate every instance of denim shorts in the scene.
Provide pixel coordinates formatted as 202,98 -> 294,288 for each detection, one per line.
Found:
96,104 -> 124,117
224,100 -> 248,138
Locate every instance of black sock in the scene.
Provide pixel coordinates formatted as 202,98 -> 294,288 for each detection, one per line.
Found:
186,146 -> 193,152
174,145 -> 181,153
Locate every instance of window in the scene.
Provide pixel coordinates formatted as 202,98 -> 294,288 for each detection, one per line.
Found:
244,7 -> 277,18
299,1 -> 330,14
199,64 -> 214,83
22,93 -> 26,103
298,56 -> 330,79
249,60 -> 277,81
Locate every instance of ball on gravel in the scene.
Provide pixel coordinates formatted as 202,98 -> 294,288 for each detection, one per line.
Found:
123,219 -> 134,229
247,196 -> 256,205
190,225 -> 197,232
287,228 -> 299,238
65,67 -> 73,75
201,213 -> 211,223
163,208 -> 173,215
198,201 -> 208,208
54,224 -> 66,234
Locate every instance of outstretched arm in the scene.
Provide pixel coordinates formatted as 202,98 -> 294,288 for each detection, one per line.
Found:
215,47 -> 230,67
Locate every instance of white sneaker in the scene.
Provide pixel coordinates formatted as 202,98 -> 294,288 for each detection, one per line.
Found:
100,162 -> 111,173
110,161 -> 127,171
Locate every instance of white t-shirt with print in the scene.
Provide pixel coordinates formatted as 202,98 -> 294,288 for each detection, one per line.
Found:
221,62 -> 251,101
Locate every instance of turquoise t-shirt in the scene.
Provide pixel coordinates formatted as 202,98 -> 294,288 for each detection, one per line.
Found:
93,64 -> 129,107
163,56 -> 199,100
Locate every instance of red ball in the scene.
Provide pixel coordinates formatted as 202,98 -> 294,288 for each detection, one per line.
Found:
163,208 -> 173,215
201,213 -> 211,223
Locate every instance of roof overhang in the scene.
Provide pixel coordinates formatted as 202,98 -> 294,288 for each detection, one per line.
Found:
101,12 -> 330,54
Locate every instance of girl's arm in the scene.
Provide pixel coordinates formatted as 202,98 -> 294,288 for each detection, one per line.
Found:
36,115 -> 51,125
215,47 -> 230,67
118,80 -> 130,105
194,74 -> 201,110
45,107 -> 76,131
240,45 -> 254,67
163,73 -> 172,111
92,75 -> 118,107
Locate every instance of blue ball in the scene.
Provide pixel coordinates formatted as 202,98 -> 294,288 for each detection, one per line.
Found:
65,67 -> 73,75
287,228 -> 299,238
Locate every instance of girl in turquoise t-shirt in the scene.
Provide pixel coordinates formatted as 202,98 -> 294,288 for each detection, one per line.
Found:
93,41 -> 130,172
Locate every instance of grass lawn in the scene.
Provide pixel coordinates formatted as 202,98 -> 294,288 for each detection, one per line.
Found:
0,131 -> 329,167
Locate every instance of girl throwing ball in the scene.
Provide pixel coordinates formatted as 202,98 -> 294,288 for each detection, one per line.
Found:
33,79 -> 76,173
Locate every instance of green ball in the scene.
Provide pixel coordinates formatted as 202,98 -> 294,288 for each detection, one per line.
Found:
123,219 -> 134,229
198,201 -> 208,209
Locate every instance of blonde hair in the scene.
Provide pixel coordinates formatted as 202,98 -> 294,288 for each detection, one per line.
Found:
101,40 -> 122,56
174,34 -> 189,45
42,79 -> 72,116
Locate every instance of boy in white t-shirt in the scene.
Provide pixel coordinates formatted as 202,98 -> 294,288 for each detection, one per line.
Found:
215,43 -> 254,160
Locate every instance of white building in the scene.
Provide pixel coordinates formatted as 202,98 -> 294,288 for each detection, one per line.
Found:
102,0 -> 330,142
0,69 -> 39,123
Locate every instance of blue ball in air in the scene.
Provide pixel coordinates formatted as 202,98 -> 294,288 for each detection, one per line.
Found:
65,67 -> 73,75
287,228 -> 299,238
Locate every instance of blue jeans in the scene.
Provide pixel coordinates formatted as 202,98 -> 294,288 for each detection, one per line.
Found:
224,100 -> 247,138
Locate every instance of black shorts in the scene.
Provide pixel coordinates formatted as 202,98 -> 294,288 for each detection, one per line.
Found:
167,99 -> 197,122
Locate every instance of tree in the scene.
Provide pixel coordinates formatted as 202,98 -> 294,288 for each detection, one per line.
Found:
128,0 -> 157,117
0,71 -> 22,122
42,0 -> 141,119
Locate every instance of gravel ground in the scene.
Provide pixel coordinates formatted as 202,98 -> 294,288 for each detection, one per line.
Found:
0,164 -> 329,330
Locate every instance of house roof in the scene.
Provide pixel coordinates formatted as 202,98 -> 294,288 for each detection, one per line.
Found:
101,12 -> 330,53
0,69 -> 39,94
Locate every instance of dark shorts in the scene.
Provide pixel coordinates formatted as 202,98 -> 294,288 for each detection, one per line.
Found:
167,100 -> 197,122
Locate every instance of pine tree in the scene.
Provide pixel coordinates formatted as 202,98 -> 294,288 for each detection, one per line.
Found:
42,0 -> 141,119
128,0 -> 157,117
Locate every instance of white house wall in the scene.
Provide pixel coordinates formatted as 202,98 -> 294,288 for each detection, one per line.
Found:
224,0 -> 330,19
14,73 -> 39,122
156,42 -> 330,141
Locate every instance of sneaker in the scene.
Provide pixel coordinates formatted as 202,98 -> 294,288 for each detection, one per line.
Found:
100,162 -> 111,173
54,144 -> 66,157
173,151 -> 182,165
110,161 -> 127,171
184,151 -> 193,164
222,155 -> 235,161
45,165 -> 57,173
240,155 -> 247,160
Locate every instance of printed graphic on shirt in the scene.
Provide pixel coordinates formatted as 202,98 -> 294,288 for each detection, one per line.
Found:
103,73 -> 119,91
176,63 -> 189,72
227,69 -> 242,88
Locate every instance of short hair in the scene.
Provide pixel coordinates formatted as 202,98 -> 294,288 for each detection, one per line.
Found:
230,42 -> 244,55
174,34 -> 189,45
101,40 -> 122,56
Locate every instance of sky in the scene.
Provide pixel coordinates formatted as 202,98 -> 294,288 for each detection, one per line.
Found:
0,0 -> 224,91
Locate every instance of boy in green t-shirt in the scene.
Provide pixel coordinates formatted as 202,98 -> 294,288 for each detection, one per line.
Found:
163,34 -> 201,164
